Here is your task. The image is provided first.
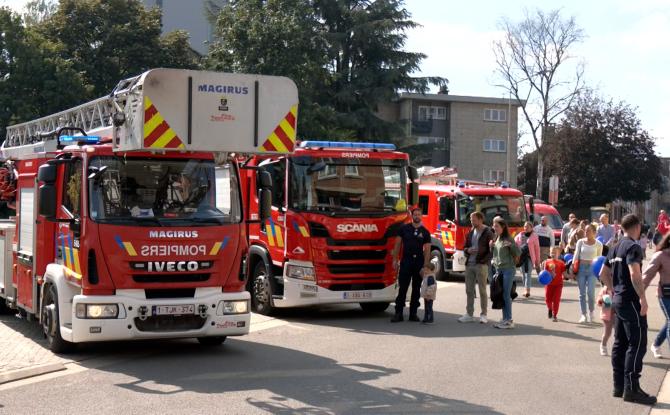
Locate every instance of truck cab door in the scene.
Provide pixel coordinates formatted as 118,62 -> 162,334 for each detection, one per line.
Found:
56,159 -> 83,279
258,159 -> 287,262
437,196 -> 457,253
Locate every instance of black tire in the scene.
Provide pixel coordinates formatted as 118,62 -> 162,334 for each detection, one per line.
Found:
0,300 -> 12,315
360,302 -> 390,313
250,261 -> 275,315
430,249 -> 446,280
197,336 -> 227,346
42,284 -> 75,354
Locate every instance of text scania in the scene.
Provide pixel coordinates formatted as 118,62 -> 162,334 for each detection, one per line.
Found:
336,224 -> 379,233
149,230 -> 199,238
198,84 -> 249,94
140,245 -> 206,256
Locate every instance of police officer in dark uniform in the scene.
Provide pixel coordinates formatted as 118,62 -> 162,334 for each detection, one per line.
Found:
600,214 -> 656,405
391,207 -> 431,322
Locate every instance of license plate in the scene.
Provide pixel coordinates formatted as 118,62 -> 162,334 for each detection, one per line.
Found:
152,304 -> 195,316
343,291 -> 372,300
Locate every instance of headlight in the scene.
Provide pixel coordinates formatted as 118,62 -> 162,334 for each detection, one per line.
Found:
75,303 -> 119,319
286,264 -> 315,281
223,300 -> 248,314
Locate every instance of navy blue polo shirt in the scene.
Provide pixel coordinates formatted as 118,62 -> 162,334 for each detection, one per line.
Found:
605,236 -> 643,302
397,223 -> 430,261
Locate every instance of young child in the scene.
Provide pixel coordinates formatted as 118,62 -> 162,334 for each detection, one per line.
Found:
544,246 -> 566,322
597,286 -> 614,356
420,262 -> 437,324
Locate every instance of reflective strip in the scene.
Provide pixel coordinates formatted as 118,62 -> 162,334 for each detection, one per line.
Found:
123,242 -> 137,256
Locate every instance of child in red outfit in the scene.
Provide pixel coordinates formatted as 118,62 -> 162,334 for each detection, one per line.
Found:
544,246 -> 566,322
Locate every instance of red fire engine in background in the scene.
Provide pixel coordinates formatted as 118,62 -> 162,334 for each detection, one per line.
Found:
417,167 -> 530,279
240,141 -> 419,315
0,69 -> 298,352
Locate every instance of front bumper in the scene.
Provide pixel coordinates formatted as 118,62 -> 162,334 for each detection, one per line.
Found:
273,274 -> 397,308
65,288 -> 250,343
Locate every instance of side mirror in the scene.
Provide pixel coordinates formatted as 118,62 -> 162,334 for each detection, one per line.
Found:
259,189 -> 272,221
258,170 -> 272,189
409,182 -> 419,206
38,164 -> 57,184
38,184 -> 57,219
408,166 -> 419,182
70,218 -> 81,237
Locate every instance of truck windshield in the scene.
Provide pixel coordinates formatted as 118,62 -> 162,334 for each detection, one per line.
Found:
88,157 -> 241,226
457,195 -> 527,227
289,157 -> 408,215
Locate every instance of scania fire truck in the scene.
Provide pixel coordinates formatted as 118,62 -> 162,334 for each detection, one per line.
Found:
418,167 -> 528,279
0,68 -> 298,352
240,141 -> 419,315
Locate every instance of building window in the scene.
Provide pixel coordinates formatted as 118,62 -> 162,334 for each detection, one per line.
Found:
483,139 -> 507,152
484,109 -> 507,122
483,170 -> 506,182
417,136 -> 446,145
418,105 -> 447,121
317,165 -> 338,179
344,165 -> 359,177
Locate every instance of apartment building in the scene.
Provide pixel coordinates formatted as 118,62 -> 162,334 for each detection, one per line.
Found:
378,93 -> 523,187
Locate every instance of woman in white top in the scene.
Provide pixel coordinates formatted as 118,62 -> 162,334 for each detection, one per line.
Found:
574,223 -> 603,323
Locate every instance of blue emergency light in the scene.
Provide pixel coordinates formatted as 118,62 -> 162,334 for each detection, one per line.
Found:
500,181 -> 510,188
299,141 -> 396,150
59,135 -> 101,145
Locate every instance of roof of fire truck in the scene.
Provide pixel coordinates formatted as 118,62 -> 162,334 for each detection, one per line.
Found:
419,166 -> 523,197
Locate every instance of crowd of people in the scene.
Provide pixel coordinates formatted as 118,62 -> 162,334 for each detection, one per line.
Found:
391,207 -> 670,406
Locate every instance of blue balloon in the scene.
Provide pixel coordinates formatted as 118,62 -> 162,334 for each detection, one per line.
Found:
591,256 -> 606,278
596,236 -> 605,244
563,253 -> 574,263
538,270 -> 553,285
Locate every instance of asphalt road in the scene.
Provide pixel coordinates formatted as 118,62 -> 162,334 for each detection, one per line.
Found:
0,277 -> 668,415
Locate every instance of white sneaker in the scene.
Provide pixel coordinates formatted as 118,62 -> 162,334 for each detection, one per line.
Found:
587,312 -> 594,323
479,314 -> 488,324
578,314 -> 587,324
458,314 -> 475,323
651,344 -> 663,359
600,344 -> 608,356
495,320 -> 514,329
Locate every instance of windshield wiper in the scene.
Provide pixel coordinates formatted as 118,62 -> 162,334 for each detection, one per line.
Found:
132,217 -> 163,227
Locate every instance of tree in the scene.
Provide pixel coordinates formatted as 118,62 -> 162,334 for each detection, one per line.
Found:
22,0 -> 58,26
207,0 -> 335,139
0,8 -> 88,141
494,8 -> 584,199
530,91 -> 662,208
39,0 -> 199,98
208,0 -> 446,140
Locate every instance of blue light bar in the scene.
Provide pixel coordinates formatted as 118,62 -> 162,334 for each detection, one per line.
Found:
299,141 -> 396,150
500,181 -> 510,188
60,135 -> 101,144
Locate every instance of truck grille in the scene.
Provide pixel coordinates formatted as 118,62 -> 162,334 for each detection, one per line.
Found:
134,315 -> 206,332
328,250 -> 387,261
329,283 -> 386,291
327,263 -> 385,275
326,237 -> 387,246
133,274 -> 210,283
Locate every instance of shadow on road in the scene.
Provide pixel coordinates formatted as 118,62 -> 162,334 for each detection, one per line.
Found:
83,339 -> 504,414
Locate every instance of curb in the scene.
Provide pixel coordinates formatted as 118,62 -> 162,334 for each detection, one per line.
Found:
0,363 -> 66,385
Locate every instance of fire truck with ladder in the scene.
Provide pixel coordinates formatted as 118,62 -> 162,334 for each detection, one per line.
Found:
240,141 -> 419,315
0,68 -> 298,352
417,167 -> 530,279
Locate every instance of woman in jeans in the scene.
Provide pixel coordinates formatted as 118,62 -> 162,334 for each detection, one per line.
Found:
515,221 -> 540,298
574,224 -> 603,323
491,216 -> 521,329
643,233 -> 670,358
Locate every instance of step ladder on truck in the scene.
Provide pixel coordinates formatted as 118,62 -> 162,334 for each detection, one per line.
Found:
0,68 -> 298,352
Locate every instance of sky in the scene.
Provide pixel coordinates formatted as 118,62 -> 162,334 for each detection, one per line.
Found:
1,0 -> 669,156
402,0 -> 670,156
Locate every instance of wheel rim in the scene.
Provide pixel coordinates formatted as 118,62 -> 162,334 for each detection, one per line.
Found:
253,270 -> 270,310
431,254 -> 441,270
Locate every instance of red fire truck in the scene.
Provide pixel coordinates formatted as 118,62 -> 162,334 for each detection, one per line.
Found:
240,141 -> 419,315
418,167 -> 529,279
0,69 -> 298,352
